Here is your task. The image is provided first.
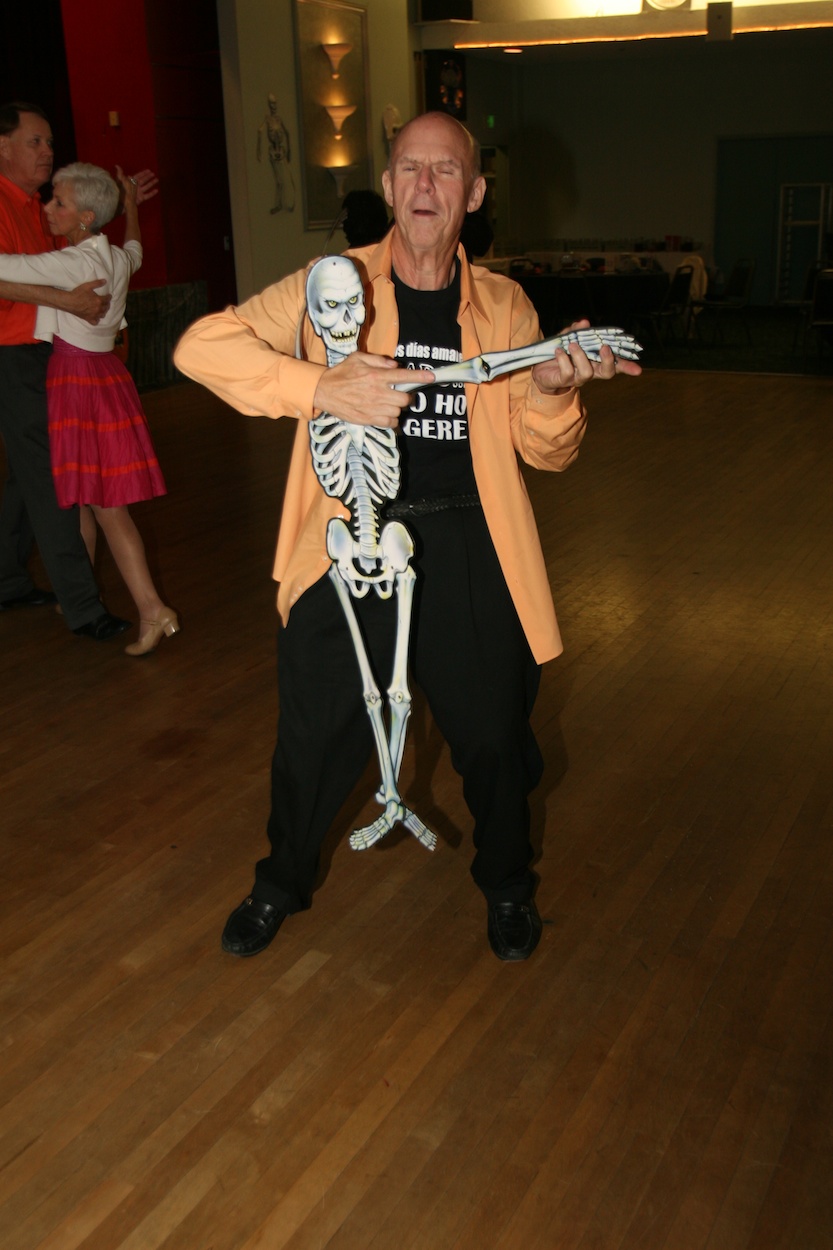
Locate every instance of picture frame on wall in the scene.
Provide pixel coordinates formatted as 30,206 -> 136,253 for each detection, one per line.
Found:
293,0 -> 373,229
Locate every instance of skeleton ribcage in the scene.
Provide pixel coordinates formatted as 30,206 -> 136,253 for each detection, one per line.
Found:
309,413 -> 400,510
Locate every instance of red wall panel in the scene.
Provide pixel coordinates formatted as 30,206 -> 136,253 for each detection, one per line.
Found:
58,0 -> 235,306
59,0 -> 166,288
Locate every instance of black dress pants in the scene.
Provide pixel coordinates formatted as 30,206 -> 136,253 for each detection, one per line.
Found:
0,344 -> 101,628
254,506 -> 543,913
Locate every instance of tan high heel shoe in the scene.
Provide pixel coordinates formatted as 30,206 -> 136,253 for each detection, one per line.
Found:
125,608 -> 180,657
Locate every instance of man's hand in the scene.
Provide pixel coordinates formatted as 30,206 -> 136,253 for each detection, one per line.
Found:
127,169 -> 159,206
313,354 -> 435,428
69,279 -> 111,325
532,320 -> 642,396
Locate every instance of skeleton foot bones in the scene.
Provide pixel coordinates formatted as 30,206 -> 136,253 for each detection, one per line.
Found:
306,256 -> 437,852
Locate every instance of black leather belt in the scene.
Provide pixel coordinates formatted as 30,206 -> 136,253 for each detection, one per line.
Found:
385,493 -> 481,520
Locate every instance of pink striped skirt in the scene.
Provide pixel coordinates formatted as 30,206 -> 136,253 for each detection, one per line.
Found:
47,336 -> 167,508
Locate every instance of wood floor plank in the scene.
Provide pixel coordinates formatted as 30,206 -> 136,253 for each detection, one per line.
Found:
2,370 -> 832,1249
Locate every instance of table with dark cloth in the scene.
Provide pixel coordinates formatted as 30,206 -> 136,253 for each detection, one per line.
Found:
516,271 -> 670,336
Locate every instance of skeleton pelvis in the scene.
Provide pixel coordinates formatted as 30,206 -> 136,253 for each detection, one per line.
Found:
326,516 -> 413,600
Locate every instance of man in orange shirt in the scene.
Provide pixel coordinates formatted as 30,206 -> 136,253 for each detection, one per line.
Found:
0,101 -> 129,637
176,112 -> 641,961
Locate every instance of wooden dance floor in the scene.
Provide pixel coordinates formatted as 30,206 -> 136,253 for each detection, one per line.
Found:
1,367 -> 832,1249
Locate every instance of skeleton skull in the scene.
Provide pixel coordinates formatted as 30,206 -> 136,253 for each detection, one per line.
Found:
306,256 -> 366,356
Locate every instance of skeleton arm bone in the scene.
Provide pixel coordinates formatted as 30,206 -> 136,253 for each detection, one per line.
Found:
393,326 -> 642,392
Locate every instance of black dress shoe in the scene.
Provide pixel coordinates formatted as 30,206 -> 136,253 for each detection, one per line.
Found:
72,612 -> 132,641
487,900 -> 543,962
222,896 -> 286,956
0,587 -> 58,611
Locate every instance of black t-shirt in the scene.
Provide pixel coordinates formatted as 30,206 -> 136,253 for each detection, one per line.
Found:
391,263 -> 478,503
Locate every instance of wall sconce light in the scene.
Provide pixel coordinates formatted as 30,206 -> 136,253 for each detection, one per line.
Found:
322,42 -> 353,78
325,104 -> 356,141
324,164 -> 355,198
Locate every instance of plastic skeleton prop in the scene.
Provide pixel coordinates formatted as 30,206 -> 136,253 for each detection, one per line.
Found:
306,256 -> 432,852
305,255 -> 641,853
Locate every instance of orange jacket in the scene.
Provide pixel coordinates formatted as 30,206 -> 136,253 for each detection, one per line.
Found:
174,232 -> 587,663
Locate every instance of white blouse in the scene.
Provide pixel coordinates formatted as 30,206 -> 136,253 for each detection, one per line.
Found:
0,233 -> 142,352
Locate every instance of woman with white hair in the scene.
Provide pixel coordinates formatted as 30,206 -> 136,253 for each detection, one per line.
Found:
0,162 -> 178,656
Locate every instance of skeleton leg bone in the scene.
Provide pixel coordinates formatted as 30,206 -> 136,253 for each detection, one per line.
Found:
326,564 -> 436,851
382,571 -> 436,851
369,560 -> 436,850
365,522 -> 417,788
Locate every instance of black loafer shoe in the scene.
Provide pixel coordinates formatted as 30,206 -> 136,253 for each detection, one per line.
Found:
73,612 -> 132,641
221,896 -> 286,957
487,900 -> 543,962
0,587 -> 58,611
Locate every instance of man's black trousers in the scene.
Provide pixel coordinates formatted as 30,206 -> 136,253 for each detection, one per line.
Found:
0,343 -> 101,627
253,505 -> 544,914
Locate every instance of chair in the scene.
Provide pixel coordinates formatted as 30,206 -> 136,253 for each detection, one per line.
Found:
692,257 -> 756,344
634,262 -> 694,350
792,260 -> 827,352
801,268 -> 833,369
